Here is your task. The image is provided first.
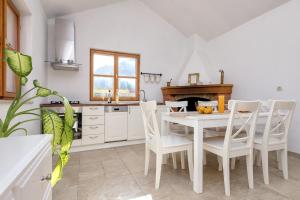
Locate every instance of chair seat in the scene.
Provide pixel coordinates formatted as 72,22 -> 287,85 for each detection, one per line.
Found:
254,132 -> 283,145
204,136 -> 249,151
150,134 -> 193,148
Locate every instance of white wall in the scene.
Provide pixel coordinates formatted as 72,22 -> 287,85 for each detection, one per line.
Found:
46,0 -> 189,102
205,0 -> 300,153
176,34 -> 212,85
0,0 -> 48,135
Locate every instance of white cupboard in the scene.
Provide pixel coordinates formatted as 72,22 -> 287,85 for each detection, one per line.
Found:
128,106 -> 145,140
0,135 -> 52,200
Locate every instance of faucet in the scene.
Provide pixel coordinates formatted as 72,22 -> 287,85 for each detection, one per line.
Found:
140,90 -> 147,102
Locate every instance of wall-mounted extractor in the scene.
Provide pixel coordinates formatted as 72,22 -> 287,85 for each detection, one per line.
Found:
51,18 -> 81,71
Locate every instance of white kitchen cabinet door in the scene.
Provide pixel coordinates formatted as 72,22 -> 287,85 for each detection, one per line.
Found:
105,112 -> 128,142
128,106 -> 145,140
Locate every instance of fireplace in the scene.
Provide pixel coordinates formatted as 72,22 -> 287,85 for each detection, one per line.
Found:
161,84 -> 233,111
176,97 -> 210,111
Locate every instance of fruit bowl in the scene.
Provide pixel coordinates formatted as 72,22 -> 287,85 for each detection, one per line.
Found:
196,106 -> 213,114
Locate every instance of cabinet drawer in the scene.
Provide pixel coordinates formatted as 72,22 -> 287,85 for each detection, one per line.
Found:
82,134 -> 104,145
83,106 -> 104,116
82,115 -> 104,125
82,125 -> 104,135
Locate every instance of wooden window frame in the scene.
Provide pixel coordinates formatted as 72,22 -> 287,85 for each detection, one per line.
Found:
0,0 -> 20,99
90,49 -> 140,101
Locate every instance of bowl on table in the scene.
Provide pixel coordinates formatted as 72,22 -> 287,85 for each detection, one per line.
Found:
196,105 -> 214,114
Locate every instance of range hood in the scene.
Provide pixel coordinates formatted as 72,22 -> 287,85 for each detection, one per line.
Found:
51,19 -> 80,71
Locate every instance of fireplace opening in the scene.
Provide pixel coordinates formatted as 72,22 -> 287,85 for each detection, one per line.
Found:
177,97 -> 211,111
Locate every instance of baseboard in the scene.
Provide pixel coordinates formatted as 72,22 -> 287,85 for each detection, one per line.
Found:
288,151 -> 300,159
70,139 -> 145,152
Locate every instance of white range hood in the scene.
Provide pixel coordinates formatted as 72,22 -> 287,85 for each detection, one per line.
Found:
51,18 -> 80,71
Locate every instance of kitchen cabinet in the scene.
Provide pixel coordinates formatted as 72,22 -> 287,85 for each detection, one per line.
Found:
0,135 -> 52,200
128,106 -> 145,140
105,111 -> 128,142
82,106 -> 105,145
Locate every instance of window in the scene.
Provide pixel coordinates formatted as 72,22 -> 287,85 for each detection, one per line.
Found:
0,0 -> 20,99
90,49 -> 140,101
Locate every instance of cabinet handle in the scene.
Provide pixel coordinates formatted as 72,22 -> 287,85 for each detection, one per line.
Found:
89,126 -> 99,129
89,107 -> 98,110
89,136 -> 98,139
41,174 -> 52,182
89,117 -> 98,120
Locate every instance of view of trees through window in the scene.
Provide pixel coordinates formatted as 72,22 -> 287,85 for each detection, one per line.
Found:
90,49 -> 140,101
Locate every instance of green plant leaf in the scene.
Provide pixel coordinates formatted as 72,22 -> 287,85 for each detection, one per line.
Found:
61,125 -> 73,152
37,87 -> 52,97
33,79 -> 40,87
21,77 -> 28,85
60,97 -> 74,152
51,153 -> 69,186
41,109 -> 63,152
4,49 -> 32,77
62,97 -> 75,127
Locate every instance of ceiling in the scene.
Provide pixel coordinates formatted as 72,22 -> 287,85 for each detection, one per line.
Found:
41,0 -> 125,17
141,0 -> 290,40
41,0 -> 290,40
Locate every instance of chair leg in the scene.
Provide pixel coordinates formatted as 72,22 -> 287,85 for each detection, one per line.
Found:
256,150 -> 262,167
231,158 -> 236,170
203,151 -> 207,165
246,152 -> 254,189
277,150 -> 282,170
155,153 -> 163,189
261,150 -> 269,184
217,156 -> 223,171
145,145 -> 150,176
187,147 -> 193,181
223,157 -> 230,196
181,151 -> 186,169
281,148 -> 288,180
172,153 -> 177,169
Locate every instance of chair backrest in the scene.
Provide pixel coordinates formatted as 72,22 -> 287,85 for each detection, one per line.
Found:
263,100 -> 296,145
140,101 -> 160,142
224,101 -> 261,152
165,101 -> 188,113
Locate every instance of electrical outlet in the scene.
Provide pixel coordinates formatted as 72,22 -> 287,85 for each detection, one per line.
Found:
276,86 -> 283,92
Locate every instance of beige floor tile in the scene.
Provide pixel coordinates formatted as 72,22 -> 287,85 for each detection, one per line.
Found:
53,185 -> 78,200
53,145 -> 300,200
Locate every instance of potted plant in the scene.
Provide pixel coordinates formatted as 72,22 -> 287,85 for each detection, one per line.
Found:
0,49 -> 74,186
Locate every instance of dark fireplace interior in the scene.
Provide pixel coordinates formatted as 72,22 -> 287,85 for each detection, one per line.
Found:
177,97 -> 211,111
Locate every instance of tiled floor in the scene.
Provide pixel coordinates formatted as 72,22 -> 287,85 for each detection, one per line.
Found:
53,144 -> 300,200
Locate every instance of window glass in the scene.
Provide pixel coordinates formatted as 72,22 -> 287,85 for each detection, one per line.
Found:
118,78 -> 136,97
93,77 -> 114,98
93,54 -> 114,75
118,57 -> 136,77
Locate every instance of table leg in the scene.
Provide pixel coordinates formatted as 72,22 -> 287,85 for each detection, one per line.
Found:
161,116 -> 168,164
193,122 -> 203,193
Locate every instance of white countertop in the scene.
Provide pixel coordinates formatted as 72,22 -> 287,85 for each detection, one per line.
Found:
0,135 -> 52,195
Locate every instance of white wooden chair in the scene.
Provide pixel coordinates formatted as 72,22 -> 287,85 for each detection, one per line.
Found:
254,100 -> 296,185
140,101 -> 194,189
203,101 -> 260,196
200,100 -> 227,170
165,101 -> 190,169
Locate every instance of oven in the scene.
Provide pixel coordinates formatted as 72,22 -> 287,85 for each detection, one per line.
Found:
45,106 -> 82,141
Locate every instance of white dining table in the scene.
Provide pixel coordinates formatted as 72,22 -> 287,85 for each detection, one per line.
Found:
161,111 -> 269,194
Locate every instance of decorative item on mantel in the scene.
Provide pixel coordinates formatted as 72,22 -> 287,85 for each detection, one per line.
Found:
188,73 -> 200,85
219,69 -> 224,84
141,72 -> 162,84
166,78 -> 172,87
